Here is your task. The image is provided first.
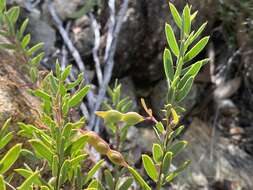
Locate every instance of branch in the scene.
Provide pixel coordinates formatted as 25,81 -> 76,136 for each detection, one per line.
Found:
89,13 -> 103,87
88,0 -> 129,130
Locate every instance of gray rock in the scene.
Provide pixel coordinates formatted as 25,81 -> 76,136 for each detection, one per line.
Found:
26,12 -> 56,55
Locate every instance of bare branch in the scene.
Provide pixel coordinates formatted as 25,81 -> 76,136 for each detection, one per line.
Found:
89,13 -> 103,87
88,0 -> 129,130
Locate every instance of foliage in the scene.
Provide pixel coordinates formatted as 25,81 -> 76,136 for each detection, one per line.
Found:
218,0 -> 253,46
0,0 -> 209,189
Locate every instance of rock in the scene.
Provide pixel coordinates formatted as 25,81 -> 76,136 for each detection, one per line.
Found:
71,15 -> 94,55
175,118 -> 253,189
26,11 -> 56,55
52,0 -> 83,20
119,77 -> 138,110
214,78 -> 241,100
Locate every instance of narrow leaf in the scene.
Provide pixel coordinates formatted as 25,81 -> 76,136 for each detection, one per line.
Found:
128,166 -> 151,190
183,5 -> 191,35
169,3 -> 182,29
0,144 -> 22,174
163,48 -> 174,81
18,18 -> 29,39
168,140 -> 188,157
162,152 -> 173,175
104,170 -> 114,189
176,77 -> 194,102
0,175 -> 6,190
118,177 -> 133,190
83,160 -> 104,185
29,140 -> 53,164
165,23 -> 179,57
17,171 -> 39,190
142,154 -> 158,182
152,144 -> 163,163
27,42 -> 44,56
69,85 -> 90,107
21,34 -> 31,49
190,22 -> 207,43
184,36 -> 209,62
178,60 -> 203,89
33,90 -> 51,101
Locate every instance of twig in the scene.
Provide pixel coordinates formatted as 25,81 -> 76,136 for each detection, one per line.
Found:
88,0 -> 129,130
89,13 -> 103,87
48,2 -> 95,111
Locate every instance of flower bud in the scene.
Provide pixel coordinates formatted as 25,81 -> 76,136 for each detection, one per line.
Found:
107,150 -> 128,167
171,108 -> 179,125
95,110 -> 123,124
122,112 -> 144,126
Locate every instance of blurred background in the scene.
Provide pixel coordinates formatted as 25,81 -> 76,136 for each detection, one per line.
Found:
6,0 -> 253,189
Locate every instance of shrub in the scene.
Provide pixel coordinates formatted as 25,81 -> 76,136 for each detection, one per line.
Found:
0,0 -> 209,189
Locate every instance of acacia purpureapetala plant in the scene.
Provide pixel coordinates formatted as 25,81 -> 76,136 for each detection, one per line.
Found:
96,2 -> 209,190
0,0 -> 209,189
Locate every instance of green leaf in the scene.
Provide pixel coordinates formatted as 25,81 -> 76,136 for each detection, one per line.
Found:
33,90 -> 51,102
88,179 -> 99,188
178,60 -> 203,89
61,65 -> 72,81
0,132 -> 13,150
191,11 -> 198,21
165,23 -> 179,57
6,6 -> 20,24
142,154 -> 158,182
0,118 -> 11,138
163,48 -> 174,81
58,159 -> 71,186
31,52 -> 44,67
70,154 -> 88,168
155,122 -> 165,133
83,160 -> 104,185
0,175 -> 6,190
162,152 -> 172,175
184,36 -> 209,62
190,22 -> 207,43
152,144 -> 163,163
18,18 -> 29,39
52,155 -> 58,177
21,34 -> 31,49
171,125 -> 185,140
15,168 -> 41,185
0,43 -> 16,50
168,140 -> 188,157
0,0 -> 6,13
27,42 -> 44,56
0,144 -> 22,174
118,177 -> 133,190
169,3 -> 182,29
69,85 -> 90,107
17,171 -> 39,190
66,73 -> 83,90
165,160 -> 190,183
181,58 -> 209,76
128,166 -> 151,190
104,169 -> 114,189
41,186 -> 50,190
29,139 -> 53,164
183,5 -> 191,35
176,76 -> 194,102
